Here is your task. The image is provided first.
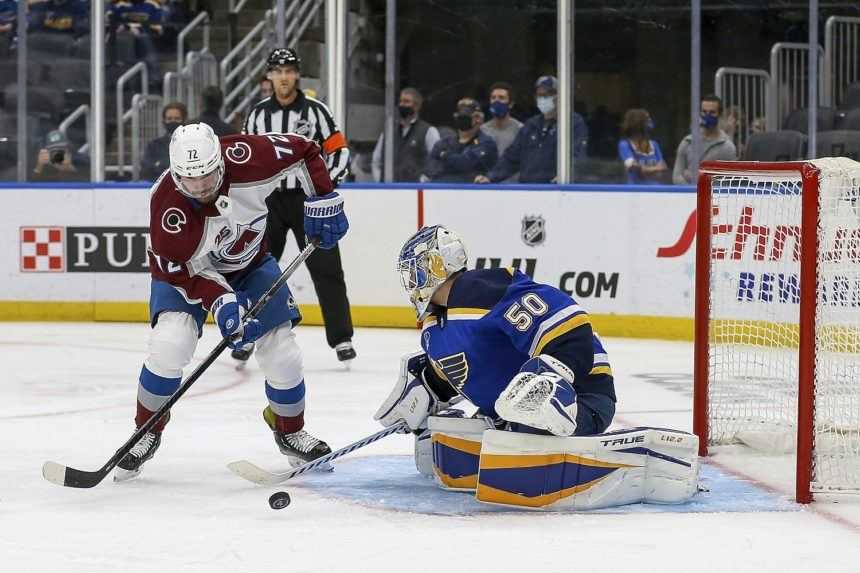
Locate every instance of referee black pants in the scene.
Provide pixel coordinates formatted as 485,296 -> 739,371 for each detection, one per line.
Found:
264,189 -> 354,348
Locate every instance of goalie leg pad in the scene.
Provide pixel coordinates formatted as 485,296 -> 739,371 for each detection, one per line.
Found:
475,428 -> 700,510
427,414 -> 495,491
137,311 -> 199,430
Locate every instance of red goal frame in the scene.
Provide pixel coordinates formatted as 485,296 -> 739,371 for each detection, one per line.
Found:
693,160 -> 821,503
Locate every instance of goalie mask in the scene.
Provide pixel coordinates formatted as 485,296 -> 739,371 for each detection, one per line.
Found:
169,123 -> 225,202
397,225 -> 468,320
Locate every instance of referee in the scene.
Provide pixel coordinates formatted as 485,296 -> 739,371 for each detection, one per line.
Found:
241,47 -> 356,365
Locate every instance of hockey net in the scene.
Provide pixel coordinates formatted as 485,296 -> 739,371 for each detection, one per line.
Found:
694,157 -> 860,502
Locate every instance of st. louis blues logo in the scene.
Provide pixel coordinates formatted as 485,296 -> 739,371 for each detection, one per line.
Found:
214,214 -> 267,265
521,215 -> 545,247
433,352 -> 469,391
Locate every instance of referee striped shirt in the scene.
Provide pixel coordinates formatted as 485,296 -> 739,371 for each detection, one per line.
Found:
243,90 -> 350,191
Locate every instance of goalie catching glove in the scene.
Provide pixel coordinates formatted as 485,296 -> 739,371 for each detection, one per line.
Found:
374,351 -> 458,431
211,291 -> 263,349
494,354 -> 579,437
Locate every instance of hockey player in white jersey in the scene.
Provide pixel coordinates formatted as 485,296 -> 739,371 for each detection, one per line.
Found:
115,123 -> 347,481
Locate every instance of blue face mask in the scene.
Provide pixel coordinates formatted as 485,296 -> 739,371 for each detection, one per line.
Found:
646,119 -> 655,131
488,101 -> 510,118
700,113 -> 719,129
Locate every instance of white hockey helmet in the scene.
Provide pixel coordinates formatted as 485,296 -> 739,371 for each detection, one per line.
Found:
397,225 -> 468,320
169,122 -> 224,202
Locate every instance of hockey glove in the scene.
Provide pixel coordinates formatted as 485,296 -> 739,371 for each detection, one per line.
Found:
374,351 -> 442,432
494,354 -> 579,437
211,291 -> 264,349
304,191 -> 349,249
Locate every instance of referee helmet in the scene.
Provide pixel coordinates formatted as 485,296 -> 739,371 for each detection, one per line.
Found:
267,48 -> 301,71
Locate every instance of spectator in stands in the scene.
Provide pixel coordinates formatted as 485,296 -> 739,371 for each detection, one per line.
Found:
29,0 -> 89,38
371,87 -> 440,182
32,129 -> 89,181
475,75 -> 588,184
194,86 -> 237,137
0,0 -> 16,56
108,0 -> 164,82
481,81 -> 522,157
720,106 -> 743,142
426,98 -> 497,183
259,75 -> 274,100
672,94 -> 737,184
140,101 -> 186,181
617,108 -> 667,185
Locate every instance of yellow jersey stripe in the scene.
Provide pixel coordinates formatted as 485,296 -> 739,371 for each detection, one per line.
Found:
448,307 -> 491,317
589,365 -> 613,376
532,313 -> 591,356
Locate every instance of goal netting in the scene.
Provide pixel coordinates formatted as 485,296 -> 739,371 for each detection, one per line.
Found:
694,157 -> 860,502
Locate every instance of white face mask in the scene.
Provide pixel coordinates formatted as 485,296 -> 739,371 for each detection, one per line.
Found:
536,95 -> 556,115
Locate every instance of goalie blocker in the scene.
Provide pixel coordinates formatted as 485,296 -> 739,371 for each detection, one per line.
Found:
423,416 -> 700,510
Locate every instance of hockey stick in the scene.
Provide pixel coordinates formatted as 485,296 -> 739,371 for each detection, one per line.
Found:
227,420 -> 409,486
42,241 -> 318,489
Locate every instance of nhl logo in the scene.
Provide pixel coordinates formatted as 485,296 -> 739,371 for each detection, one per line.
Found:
521,215 -> 545,247
293,119 -> 311,137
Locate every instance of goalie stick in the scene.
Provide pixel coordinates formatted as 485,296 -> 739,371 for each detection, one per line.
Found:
227,420 -> 409,486
42,241 -> 318,489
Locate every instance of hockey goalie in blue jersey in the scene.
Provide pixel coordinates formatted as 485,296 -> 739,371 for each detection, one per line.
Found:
376,224 -> 615,437
375,225 -> 700,510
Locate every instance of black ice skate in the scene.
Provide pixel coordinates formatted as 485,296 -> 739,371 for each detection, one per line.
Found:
335,341 -> 356,369
114,431 -> 162,482
263,407 -> 333,470
231,342 -> 255,369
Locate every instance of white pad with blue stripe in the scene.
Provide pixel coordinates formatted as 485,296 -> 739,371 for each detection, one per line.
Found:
476,427 -> 701,510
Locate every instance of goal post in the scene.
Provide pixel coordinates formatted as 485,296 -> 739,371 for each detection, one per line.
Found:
694,158 -> 860,503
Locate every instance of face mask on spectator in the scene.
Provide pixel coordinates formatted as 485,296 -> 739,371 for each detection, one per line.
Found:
164,121 -> 182,135
646,118 -> 655,131
700,113 -> 719,129
398,105 -> 414,119
489,101 -> 510,118
453,114 -> 474,131
536,96 -> 555,115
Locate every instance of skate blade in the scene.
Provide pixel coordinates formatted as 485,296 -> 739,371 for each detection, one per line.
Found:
113,468 -> 142,483
235,361 -> 247,371
340,359 -> 353,371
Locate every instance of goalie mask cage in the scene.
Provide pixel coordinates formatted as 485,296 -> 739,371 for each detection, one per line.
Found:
693,158 -> 860,504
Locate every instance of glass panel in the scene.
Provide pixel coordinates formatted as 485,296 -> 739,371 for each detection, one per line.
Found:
0,0 -> 21,181
347,0 -> 557,184
573,0 -> 690,184
19,0 -> 92,182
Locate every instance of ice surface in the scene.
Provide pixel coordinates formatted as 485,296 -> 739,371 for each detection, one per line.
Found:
2,324 -> 860,572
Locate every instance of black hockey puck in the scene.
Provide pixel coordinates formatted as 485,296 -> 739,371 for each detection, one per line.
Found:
269,491 -> 291,510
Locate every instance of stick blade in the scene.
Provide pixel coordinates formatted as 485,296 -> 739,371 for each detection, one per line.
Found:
42,461 -> 68,486
227,460 -> 284,486
42,461 -> 106,488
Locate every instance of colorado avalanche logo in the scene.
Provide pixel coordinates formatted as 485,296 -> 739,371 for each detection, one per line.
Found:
161,208 -> 187,234
225,141 -> 252,164
214,214 -> 267,265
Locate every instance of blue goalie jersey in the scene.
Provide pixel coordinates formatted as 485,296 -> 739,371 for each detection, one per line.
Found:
420,268 -> 616,419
